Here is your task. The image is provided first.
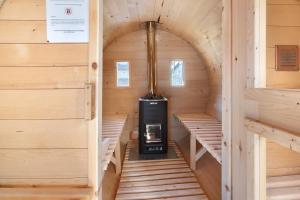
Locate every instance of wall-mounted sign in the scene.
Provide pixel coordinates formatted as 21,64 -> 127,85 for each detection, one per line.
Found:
275,45 -> 299,71
46,0 -> 89,43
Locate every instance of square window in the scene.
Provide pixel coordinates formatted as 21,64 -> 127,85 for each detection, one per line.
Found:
116,61 -> 130,87
171,60 -> 184,86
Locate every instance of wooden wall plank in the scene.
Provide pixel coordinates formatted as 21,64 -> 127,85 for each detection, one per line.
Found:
266,4 -> 300,88
0,177 -> 88,186
0,0 -> 91,189
0,149 -> 87,181
0,67 -> 88,89
266,69 -> 300,89
267,141 -> 300,176
0,44 -> 88,67
0,89 -> 85,119
0,0 -> 45,20
268,5 -> 300,26
245,89 -> 300,134
267,26 -> 300,47
0,21 -> 46,43
267,0 -> 300,4
0,120 -> 87,148
0,187 -> 92,199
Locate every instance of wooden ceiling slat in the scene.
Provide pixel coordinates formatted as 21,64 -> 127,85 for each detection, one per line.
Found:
103,0 -> 222,78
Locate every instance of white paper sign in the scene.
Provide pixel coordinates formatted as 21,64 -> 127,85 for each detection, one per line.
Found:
46,0 -> 89,43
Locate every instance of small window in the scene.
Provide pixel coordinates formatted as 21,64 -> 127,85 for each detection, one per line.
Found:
171,60 -> 184,86
116,61 -> 130,87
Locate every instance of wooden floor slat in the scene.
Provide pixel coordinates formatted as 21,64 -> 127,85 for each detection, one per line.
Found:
123,158 -> 184,164
122,167 -> 191,177
120,172 -> 196,182
116,141 -> 208,199
123,160 -> 186,168
122,164 -> 188,172
119,177 -> 198,188
116,188 -> 204,200
117,183 -> 200,194
152,195 -> 209,200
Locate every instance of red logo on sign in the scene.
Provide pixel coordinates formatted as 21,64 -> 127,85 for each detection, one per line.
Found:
65,8 -> 72,15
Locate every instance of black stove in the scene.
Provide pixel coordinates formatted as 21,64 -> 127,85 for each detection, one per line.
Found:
139,96 -> 168,154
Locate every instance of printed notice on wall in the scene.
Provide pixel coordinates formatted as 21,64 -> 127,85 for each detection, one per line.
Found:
46,0 -> 89,43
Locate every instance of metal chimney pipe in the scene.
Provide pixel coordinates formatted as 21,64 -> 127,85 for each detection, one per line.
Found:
146,21 -> 157,96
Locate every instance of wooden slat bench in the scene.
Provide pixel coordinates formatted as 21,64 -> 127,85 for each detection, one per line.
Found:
175,113 -> 222,170
267,175 -> 300,200
102,114 -> 127,175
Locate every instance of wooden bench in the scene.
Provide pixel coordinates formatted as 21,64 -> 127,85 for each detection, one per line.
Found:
175,113 -> 222,170
102,114 -> 127,175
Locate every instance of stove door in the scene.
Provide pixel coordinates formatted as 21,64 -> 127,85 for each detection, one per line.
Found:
145,124 -> 162,143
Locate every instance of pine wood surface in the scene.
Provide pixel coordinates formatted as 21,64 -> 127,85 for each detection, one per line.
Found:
266,1 -> 300,88
267,175 -> 300,199
103,0 -> 223,118
103,30 -> 210,143
102,115 -> 127,172
175,113 -> 222,164
116,141 -> 208,200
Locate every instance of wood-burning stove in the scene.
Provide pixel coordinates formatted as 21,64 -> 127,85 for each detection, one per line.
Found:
139,97 -> 168,154
139,21 -> 168,154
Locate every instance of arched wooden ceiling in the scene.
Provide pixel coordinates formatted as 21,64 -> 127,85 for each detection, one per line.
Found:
104,0 -> 222,78
104,0 -> 222,117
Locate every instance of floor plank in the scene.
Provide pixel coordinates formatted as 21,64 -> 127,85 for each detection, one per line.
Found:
116,141 -> 208,200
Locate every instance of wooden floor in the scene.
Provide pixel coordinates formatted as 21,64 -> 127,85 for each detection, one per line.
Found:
176,135 -> 221,200
115,141 -> 208,200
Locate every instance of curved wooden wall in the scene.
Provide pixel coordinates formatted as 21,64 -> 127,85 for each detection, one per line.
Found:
103,0 -> 222,119
103,30 -> 210,139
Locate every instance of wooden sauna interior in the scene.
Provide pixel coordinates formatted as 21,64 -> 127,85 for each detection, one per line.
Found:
0,0 -> 300,200
102,1 -> 222,199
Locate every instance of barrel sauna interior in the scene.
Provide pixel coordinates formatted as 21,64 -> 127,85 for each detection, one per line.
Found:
0,0 -> 300,200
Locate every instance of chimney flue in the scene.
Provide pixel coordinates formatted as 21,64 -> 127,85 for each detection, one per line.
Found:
146,21 -> 157,96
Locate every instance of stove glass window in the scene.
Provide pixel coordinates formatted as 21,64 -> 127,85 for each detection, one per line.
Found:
145,124 -> 162,143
